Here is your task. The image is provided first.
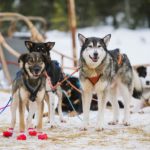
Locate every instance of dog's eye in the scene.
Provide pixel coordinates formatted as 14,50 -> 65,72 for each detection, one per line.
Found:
97,45 -> 101,48
88,45 -> 92,48
28,59 -> 33,64
38,59 -> 43,64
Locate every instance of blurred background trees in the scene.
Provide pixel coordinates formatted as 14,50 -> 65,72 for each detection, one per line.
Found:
0,0 -> 150,31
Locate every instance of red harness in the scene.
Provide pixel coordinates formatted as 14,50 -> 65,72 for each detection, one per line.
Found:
87,75 -> 101,85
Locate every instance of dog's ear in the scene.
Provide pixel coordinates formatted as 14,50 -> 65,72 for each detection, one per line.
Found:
18,53 -> 28,68
25,41 -> 34,52
103,34 -> 111,45
45,42 -> 55,51
78,33 -> 86,46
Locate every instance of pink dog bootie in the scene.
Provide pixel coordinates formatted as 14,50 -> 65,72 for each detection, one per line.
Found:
3,128 -> 13,137
17,132 -> 27,140
38,132 -> 48,140
28,128 -> 37,136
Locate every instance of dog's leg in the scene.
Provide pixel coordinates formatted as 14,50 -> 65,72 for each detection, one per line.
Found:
57,89 -> 66,123
36,101 -> 48,140
44,93 -> 50,123
19,100 -> 26,132
27,101 -> 38,136
108,88 -> 119,125
96,92 -> 106,131
36,101 -> 44,132
3,93 -> 19,137
10,94 -> 19,130
81,91 -> 92,130
17,99 -> 27,140
49,92 -> 56,128
121,84 -> 131,126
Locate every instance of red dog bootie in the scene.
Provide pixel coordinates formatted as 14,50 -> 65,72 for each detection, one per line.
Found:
3,128 -> 13,137
17,132 -> 27,140
38,132 -> 48,140
28,128 -> 37,136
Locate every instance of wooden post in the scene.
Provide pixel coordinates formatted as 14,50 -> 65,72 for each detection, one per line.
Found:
61,55 -> 64,71
68,0 -> 77,67
0,45 -> 12,84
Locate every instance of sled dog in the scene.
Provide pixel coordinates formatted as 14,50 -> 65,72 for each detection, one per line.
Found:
78,33 -> 141,131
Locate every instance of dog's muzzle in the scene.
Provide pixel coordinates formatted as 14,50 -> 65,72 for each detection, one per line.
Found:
89,52 -> 99,62
31,65 -> 42,76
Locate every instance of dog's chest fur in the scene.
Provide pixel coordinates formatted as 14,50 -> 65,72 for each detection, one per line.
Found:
12,73 -> 46,102
80,56 -> 112,81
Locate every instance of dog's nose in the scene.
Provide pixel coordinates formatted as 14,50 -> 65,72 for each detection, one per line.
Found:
93,52 -> 98,58
33,66 -> 41,74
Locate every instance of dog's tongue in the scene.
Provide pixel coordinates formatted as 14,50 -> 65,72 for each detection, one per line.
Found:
89,55 -> 98,62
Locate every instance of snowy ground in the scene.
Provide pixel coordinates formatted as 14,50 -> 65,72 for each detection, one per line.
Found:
0,92 -> 150,150
0,26 -> 150,149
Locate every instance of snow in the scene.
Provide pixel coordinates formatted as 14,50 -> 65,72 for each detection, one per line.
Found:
0,26 -> 150,149
0,92 -> 150,150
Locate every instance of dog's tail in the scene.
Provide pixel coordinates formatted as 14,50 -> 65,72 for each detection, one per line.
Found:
132,69 -> 142,99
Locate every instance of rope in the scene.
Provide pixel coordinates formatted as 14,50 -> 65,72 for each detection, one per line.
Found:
45,66 -> 81,91
65,78 -> 98,102
61,90 -> 82,121
0,97 -> 12,114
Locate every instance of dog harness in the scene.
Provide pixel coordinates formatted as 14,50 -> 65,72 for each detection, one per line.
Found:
117,53 -> 123,65
23,78 -> 42,102
87,75 -> 101,85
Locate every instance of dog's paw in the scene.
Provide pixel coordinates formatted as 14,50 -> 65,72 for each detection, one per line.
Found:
28,128 -> 37,136
3,128 -> 13,137
138,110 -> 144,114
108,120 -> 118,125
60,119 -> 66,123
95,127 -> 104,132
38,133 -> 48,140
49,124 -> 57,129
68,111 -> 78,117
80,127 -> 87,131
17,133 -> 27,140
123,121 -> 130,126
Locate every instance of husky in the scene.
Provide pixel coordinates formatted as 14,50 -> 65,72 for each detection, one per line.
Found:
132,66 -> 150,113
24,41 -> 65,127
3,52 -> 47,140
78,33 -> 141,131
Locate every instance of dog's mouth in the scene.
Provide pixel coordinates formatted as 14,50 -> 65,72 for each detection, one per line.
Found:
32,72 -> 41,77
30,67 -> 42,77
89,55 -> 99,62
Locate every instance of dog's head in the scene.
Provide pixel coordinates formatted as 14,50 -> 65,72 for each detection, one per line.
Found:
24,41 -> 55,56
136,66 -> 147,78
18,52 -> 46,79
78,33 -> 111,68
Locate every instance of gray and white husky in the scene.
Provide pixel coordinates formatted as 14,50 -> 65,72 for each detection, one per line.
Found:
78,33 -> 141,131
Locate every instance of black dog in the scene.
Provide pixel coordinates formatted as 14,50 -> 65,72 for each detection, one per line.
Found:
60,76 -> 83,116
